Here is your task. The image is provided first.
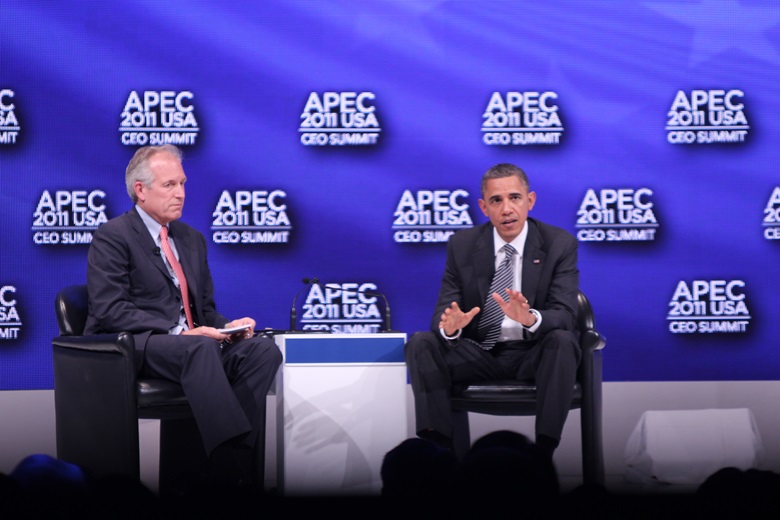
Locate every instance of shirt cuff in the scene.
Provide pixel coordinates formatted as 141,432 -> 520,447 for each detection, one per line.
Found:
440,327 -> 462,341
525,309 -> 542,333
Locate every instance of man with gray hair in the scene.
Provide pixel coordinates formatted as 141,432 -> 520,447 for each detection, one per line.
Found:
85,145 -> 282,487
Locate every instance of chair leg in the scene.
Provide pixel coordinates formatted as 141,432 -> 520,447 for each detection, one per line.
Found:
252,405 -> 267,491
580,353 -> 605,487
581,409 -> 605,486
55,412 -> 140,481
451,409 -> 471,459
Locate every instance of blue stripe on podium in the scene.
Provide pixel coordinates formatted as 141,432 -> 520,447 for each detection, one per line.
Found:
284,336 -> 405,364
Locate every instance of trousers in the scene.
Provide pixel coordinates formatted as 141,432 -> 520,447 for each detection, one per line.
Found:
404,329 -> 580,441
140,334 -> 283,454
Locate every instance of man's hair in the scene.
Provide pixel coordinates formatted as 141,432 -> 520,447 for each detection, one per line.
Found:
125,145 -> 183,202
481,163 -> 530,197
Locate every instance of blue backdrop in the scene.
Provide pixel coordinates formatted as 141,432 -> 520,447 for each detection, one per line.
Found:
1,0 -> 779,389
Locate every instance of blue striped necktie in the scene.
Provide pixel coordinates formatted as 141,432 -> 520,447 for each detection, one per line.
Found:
477,244 -> 517,349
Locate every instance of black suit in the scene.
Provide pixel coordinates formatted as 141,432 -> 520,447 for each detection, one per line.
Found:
405,218 -> 581,443
85,207 -> 282,455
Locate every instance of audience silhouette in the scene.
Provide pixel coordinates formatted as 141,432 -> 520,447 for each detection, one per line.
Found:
7,454 -> 92,519
380,437 -> 457,498
452,430 -> 558,517
3,439 -> 780,519
695,466 -> 780,519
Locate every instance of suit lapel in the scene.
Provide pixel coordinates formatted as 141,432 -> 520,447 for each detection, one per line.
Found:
522,219 -> 545,306
471,224 -> 496,306
128,208 -> 171,281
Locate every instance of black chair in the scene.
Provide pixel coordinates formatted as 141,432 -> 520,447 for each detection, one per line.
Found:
450,289 -> 606,486
52,284 -> 267,493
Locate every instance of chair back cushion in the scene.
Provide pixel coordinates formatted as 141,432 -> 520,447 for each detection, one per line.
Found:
55,285 -> 89,336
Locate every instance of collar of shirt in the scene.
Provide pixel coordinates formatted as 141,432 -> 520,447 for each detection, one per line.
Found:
136,205 -> 164,242
136,205 -> 180,260
491,223 -> 528,264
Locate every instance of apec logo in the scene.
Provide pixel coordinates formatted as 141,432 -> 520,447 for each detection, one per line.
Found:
299,91 -> 381,146
576,188 -> 658,242
666,89 -> 749,144
762,186 -> 780,241
0,89 -> 19,145
32,190 -> 108,245
300,282 -> 383,333
482,91 -> 562,146
0,285 -> 21,340
667,280 -> 751,334
120,90 -> 199,146
211,190 -> 291,245
392,189 -> 472,243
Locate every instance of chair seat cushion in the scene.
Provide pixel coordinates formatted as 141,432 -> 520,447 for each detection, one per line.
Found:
137,378 -> 191,417
451,380 -> 583,415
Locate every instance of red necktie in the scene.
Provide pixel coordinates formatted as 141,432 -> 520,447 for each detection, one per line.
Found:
159,226 -> 194,330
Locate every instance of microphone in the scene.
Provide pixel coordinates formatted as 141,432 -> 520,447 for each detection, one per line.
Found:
363,286 -> 394,333
290,277 -> 317,331
152,247 -> 161,256
312,280 -> 395,333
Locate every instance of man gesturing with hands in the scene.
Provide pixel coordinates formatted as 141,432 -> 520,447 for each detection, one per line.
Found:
405,163 -> 581,460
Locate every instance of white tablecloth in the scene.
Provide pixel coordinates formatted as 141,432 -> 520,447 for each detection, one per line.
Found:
624,408 -> 763,485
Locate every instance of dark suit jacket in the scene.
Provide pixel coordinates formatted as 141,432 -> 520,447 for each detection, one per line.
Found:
84,207 -> 228,369
430,218 -> 579,342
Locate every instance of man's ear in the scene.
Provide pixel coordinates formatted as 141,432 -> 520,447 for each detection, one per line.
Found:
478,198 -> 488,216
134,181 -> 145,203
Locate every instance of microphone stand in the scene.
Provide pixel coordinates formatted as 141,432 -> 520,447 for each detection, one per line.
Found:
289,278 -> 316,331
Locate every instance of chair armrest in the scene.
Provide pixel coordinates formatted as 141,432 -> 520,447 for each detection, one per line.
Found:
577,329 -> 605,392
581,329 -> 606,354
52,332 -> 135,355
52,330 -> 141,477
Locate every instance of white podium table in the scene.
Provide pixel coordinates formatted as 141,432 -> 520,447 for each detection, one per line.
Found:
273,332 -> 407,496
